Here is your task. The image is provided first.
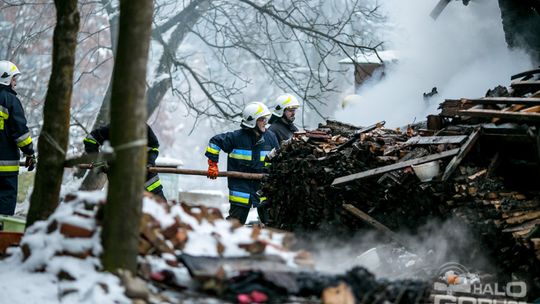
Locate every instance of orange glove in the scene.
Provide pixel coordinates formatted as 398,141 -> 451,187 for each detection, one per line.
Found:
207,159 -> 219,179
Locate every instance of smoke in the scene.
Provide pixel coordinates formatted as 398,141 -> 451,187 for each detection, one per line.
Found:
333,0 -> 534,128
309,216 -> 493,280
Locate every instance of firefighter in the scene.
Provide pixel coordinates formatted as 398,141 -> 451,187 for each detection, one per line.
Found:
0,61 -> 35,215
83,123 -> 167,201
205,102 -> 279,225
268,94 -> 300,143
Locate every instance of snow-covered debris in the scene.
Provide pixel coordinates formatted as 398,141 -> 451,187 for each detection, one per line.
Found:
141,197 -> 309,266
0,191 -> 129,304
1,191 -> 312,303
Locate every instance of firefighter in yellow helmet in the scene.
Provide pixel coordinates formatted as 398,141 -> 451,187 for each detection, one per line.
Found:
0,61 -> 35,215
205,102 -> 279,225
268,94 -> 300,143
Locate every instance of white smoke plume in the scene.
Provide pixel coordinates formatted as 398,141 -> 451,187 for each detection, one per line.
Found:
334,0 -> 534,128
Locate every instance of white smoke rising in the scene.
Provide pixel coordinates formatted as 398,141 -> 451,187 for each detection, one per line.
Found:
311,217 -> 492,280
334,0 -> 534,127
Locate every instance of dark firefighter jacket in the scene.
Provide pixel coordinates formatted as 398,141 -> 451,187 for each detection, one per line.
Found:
205,128 -> 279,208
0,85 -> 34,176
268,116 -> 298,144
83,124 -> 162,193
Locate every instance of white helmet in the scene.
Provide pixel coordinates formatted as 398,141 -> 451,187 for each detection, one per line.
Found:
0,61 -> 20,86
272,94 -> 300,117
241,102 -> 271,128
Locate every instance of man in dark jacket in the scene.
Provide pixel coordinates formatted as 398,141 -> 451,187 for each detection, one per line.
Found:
83,123 -> 167,201
268,94 -> 300,143
0,61 -> 35,215
205,102 -> 279,225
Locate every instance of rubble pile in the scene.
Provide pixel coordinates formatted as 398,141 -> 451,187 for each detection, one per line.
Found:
139,196 -> 432,303
263,120 -> 454,233
7,191 -> 431,303
264,68 -> 540,299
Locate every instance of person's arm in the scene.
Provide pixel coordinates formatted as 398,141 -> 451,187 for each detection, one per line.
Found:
83,125 -> 109,153
146,125 -> 160,166
205,131 -> 235,179
8,97 -> 34,156
205,131 -> 235,163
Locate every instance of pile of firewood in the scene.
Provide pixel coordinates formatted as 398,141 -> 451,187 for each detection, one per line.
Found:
263,120 -> 459,233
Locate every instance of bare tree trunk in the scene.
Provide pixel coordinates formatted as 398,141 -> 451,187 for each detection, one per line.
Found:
79,9 -> 120,191
146,0 -> 211,116
26,0 -> 79,228
101,0 -> 153,273
79,1 -> 208,191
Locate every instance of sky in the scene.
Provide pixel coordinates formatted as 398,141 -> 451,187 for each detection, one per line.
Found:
333,0 -> 534,128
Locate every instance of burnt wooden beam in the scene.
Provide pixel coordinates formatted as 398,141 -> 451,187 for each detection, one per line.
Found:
405,135 -> 467,145
511,68 -> 540,80
457,109 -> 540,122
430,0 -> 451,20
536,128 -> 540,175
343,204 -> 405,247
332,148 -> 460,186
336,121 -> 385,151
486,152 -> 500,178
441,127 -> 481,181
455,97 -> 540,106
511,80 -> 540,88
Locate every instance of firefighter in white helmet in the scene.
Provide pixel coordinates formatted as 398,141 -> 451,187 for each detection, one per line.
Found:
0,61 -> 35,215
268,94 -> 300,143
205,102 -> 279,225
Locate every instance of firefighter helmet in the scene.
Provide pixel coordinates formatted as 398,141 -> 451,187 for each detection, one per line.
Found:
0,61 -> 20,86
272,94 -> 300,117
241,102 -> 271,128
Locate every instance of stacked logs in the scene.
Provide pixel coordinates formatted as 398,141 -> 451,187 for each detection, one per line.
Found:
263,120 -> 452,234
441,167 -> 540,295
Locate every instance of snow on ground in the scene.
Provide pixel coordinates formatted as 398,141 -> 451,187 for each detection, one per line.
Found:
0,191 -> 128,304
1,191 -> 300,303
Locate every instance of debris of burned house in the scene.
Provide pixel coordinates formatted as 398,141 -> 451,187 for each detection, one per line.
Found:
263,68 -> 540,300
423,87 -> 439,101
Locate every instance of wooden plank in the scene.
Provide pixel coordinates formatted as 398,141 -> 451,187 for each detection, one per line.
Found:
62,162 -> 265,180
430,0 -> 451,20
492,104 -> 526,123
457,109 -> 540,122
511,80 -> 540,87
336,121 -> 386,151
521,105 -> 540,113
147,167 -> 265,180
332,148 -> 460,186
511,68 -> 540,80
342,204 -> 405,247
536,128 -> 540,174
445,97 -> 540,106
405,135 -> 467,145
441,128 -> 481,181
384,135 -> 466,156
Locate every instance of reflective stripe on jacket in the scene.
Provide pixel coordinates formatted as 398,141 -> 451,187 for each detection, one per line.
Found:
205,128 -> 279,208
